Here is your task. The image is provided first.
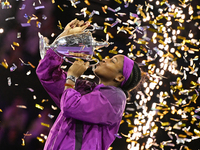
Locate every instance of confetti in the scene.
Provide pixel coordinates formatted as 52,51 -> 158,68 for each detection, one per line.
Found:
36,21 -> 42,28
13,42 -> 19,47
5,16 -> 15,21
19,4 -> 26,10
33,95 -> 37,100
41,99 -> 48,103
57,20 -> 63,30
1,0 -> 200,149
48,113 -> 54,119
26,70 -> 31,75
1,0 -> 12,9
27,62 -> 35,68
57,5 -> 63,11
34,6 -> 45,10
21,23 -> 31,27
16,105 -> 27,109
37,137 -> 44,143
35,104 -> 44,110
17,32 -> 21,38
21,138 -> 25,146
1,59 -> 8,69
41,122 -> 50,128
51,105 -> 57,110
114,133 -> 122,138
27,88 -> 34,92
84,0 -> 90,5
7,77 -> 11,86
42,15 -> 47,20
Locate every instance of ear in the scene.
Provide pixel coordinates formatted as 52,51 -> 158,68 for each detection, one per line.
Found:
114,74 -> 125,83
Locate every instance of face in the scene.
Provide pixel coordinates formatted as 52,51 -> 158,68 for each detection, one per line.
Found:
94,55 -> 124,82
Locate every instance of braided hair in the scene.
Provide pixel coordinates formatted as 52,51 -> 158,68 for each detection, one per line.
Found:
121,61 -> 142,97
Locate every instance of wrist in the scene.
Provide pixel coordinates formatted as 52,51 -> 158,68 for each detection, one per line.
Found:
66,75 -> 78,83
67,73 -> 79,78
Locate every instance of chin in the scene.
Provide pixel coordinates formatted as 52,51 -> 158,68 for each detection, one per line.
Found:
93,67 -> 101,77
93,68 -> 98,76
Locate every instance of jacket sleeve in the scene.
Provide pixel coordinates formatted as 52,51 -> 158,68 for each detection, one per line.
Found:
60,87 -> 126,125
36,49 -> 67,108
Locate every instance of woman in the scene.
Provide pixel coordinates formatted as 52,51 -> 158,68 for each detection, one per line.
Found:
36,19 -> 142,150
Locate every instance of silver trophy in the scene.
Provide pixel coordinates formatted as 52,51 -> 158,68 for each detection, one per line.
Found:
38,28 -> 109,66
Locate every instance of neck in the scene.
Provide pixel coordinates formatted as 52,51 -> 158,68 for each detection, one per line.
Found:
99,78 -> 120,87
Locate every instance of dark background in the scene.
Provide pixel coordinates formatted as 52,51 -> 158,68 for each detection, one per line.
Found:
0,0 -> 200,149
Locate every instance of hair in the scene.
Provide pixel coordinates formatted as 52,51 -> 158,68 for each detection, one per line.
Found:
121,62 -> 145,98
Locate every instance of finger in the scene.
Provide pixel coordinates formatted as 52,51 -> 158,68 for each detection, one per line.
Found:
65,19 -> 77,30
66,19 -> 79,30
78,20 -> 84,27
79,59 -> 85,64
81,21 -> 90,31
73,60 -> 79,64
79,53 -> 86,57
73,20 -> 80,28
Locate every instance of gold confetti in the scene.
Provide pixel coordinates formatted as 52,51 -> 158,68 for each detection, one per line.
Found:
41,99 -> 49,103
13,42 -> 19,46
124,114 -> 133,118
102,6 -> 107,14
57,20 -> 63,30
1,59 -> 8,69
120,120 -> 124,124
41,122 -> 50,128
37,137 -> 44,143
193,16 -> 200,20
57,5 -> 63,11
115,0 -> 122,4
84,0 -> 90,5
28,62 -> 35,68
35,104 -> 44,110
21,138 -> 25,146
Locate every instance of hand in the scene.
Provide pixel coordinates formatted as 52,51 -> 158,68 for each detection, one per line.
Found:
67,59 -> 90,78
57,19 -> 90,39
69,52 -> 89,58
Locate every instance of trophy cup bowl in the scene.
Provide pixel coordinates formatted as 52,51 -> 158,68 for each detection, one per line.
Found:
38,31 -> 109,66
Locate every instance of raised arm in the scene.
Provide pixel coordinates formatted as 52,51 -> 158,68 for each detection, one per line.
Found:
36,19 -> 90,107
36,49 -> 67,107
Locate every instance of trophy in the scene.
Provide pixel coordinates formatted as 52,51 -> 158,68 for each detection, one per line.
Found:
38,27 -> 109,66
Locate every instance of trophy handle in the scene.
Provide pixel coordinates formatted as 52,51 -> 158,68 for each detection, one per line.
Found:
38,32 -> 50,59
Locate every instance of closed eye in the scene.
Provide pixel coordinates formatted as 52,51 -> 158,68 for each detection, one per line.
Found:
111,59 -> 115,63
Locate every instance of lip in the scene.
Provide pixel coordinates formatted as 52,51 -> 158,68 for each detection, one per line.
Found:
96,62 -> 101,66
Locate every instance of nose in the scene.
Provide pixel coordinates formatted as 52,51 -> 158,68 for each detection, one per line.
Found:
102,57 -> 111,62
102,59 -> 106,63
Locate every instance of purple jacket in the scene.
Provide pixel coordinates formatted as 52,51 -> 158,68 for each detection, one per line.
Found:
36,49 -> 126,150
